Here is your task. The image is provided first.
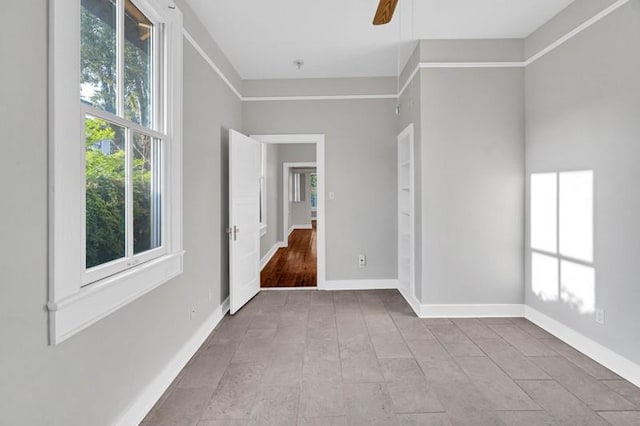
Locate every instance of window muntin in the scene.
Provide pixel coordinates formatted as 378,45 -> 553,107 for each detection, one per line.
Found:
81,0 -> 165,282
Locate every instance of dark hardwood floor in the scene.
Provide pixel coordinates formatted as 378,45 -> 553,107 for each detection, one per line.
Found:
261,221 -> 317,287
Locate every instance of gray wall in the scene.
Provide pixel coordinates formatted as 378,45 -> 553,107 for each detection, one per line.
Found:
259,143 -> 280,258
244,100 -> 398,281
418,52 -> 525,305
0,1 -> 241,424
525,0 -> 640,366
244,77 -> 396,97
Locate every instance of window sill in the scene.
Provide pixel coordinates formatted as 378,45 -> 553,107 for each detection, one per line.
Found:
259,224 -> 267,237
48,251 -> 185,344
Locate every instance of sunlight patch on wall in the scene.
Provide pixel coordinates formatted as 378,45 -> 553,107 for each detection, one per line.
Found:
532,252 -> 559,301
530,171 -> 595,314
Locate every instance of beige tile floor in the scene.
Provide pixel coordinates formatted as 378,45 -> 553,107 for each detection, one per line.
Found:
142,290 -> 640,425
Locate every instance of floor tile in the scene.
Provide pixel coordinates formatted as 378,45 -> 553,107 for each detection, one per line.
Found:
541,338 -> 622,380
197,419 -> 248,425
178,344 -> 237,389
231,329 -> 276,363
302,357 -> 342,383
474,338 -> 551,380
397,413 -> 451,426
511,318 -> 555,339
496,410 -> 555,426
340,351 -> 385,383
299,381 -> 346,418
531,356 -> 636,411
309,290 -> 334,305
390,315 -> 436,341
297,416 -> 348,426
426,325 -> 485,357
147,387 -> 213,426
201,363 -> 266,420
597,411 -> 640,426
455,356 -> 540,410
421,318 -> 453,326
343,382 -> 399,425
488,325 -> 556,357
379,358 -> 444,413
602,380 -> 640,407
248,385 -> 300,425
517,380 -> 608,425
453,321 -> 502,341
143,291 -> 633,426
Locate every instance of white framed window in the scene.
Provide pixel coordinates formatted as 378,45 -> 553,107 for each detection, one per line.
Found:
259,143 -> 267,236
530,171 -> 595,313
48,0 -> 183,344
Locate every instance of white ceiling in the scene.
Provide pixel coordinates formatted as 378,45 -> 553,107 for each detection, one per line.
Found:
186,0 -> 574,80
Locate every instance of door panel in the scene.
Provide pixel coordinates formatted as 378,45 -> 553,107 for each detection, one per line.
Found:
229,130 -> 260,314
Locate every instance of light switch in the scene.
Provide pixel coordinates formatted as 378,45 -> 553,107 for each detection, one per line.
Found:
329,191 -> 335,200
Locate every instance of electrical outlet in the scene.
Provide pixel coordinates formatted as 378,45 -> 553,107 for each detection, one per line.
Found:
595,309 -> 605,325
358,254 -> 366,268
190,306 -> 196,320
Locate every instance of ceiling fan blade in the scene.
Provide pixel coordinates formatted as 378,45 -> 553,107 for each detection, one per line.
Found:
373,0 -> 399,25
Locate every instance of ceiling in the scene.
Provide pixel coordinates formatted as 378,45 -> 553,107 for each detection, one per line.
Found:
186,0 -> 575,80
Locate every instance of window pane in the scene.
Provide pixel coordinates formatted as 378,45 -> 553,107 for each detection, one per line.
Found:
560,171 -> 594,262
81,0 -> 117,113
85,116 -> 126,268
124,0 -> 154,128
133,133 -> 162,254
532,252 -> 559,301
530,173 -> 557,253
310,174 -> 317,209
561,261 -> 595,313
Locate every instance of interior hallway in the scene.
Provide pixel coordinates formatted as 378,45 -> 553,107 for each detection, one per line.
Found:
261,221 -> 317,288
141,289 -> 640,425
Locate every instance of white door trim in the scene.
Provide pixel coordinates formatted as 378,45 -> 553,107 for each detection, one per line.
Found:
250,134 -> 326,288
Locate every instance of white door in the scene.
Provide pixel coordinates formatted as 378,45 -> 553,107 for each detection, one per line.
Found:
229,130 -> 261,314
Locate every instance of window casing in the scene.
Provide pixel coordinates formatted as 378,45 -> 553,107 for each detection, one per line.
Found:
48,0 -> 183,344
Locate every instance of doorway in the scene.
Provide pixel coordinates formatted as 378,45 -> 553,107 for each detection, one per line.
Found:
262,164 -> 317,287
250,134 -> 326,288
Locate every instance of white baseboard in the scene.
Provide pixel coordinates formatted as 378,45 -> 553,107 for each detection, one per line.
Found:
288,224 -> 312,236
524,306 -> 640,388
418,303 -> 525,318
320,279 -> 399,291
260,242 -> 283,271
116,297 -> 230,425
261,287 -> 317,291
398,287 -> 422,317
